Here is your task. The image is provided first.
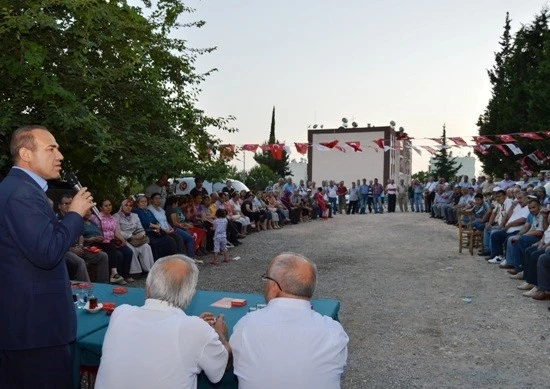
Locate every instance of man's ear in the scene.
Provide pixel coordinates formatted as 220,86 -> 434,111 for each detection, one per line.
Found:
19,147 -> 31,162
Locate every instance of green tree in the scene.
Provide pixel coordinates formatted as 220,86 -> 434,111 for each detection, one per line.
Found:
411,171 -> 429,182
477,10 -> 550,176
429,125 -> 461,181
253,106 -> 291,177
243,164 -> 279,191
0,0 -> 235,199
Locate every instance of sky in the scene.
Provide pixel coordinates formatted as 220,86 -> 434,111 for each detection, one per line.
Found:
172,0 -> 550,174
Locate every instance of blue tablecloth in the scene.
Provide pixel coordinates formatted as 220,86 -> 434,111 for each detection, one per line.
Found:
74,284 -> 340,388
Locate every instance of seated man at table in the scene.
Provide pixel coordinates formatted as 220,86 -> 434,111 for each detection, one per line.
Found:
230,252 -> 349,389
95,255 -> 231,388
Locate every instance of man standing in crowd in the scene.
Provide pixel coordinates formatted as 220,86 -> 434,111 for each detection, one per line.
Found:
397,178 -> 408,212
372,178 -> 384,214
359,178 -> 369,214
96,255 -> 231,388
145,174 -> 170,208
499,173 -> 515,190
347,181 -> 360,214
337,181 -> 347,214
480,175 -> 496,195
425,176 -> 437,213
230,252 -> 348,389
327,181 -> 338,215
386,179 -> 397,213
0,125 -> 93,388
190,178 -> 208,197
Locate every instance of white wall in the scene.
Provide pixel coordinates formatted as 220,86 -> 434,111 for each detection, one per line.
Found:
310,130 -> 386,185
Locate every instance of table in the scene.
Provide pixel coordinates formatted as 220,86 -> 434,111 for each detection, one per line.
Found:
74,284 -> 340,388
72,283 -> 146,388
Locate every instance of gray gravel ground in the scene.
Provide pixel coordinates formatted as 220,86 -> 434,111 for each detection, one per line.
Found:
129,211 -> 550,388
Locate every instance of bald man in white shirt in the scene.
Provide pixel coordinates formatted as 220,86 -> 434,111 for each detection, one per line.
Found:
230,253 -> 348,389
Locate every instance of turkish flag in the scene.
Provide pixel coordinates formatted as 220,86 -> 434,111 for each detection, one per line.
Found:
334,145 -> 346,153
241,144 -> 259,152
345,141 -> 362,152
473,145 -> 489,155
421,146 -> 437,155
496,134 -> 516,143
396,134 -> 412,141
319,140 -> 339,149
448,137 -> 468,147
294,142 -> 309,154
518,132 -> 543,140
472,136 -> 493,144
260,144 -> 271,152
493,144 -> 510,156
270,144 -> 284,160
429,138 -> 442,144
373,138 -> 385,149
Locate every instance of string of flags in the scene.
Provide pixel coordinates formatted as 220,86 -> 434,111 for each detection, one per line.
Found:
214,131 -> 550,165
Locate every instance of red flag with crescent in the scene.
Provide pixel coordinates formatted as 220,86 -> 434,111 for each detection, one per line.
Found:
345,141 -> 362,152
294,143 -> 309,154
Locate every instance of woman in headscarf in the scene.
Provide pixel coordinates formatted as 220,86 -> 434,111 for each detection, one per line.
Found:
114,198 -> 155,274
132,195 -> 177,259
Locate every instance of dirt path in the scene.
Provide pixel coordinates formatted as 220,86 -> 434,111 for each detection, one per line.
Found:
147,211 -> 550,388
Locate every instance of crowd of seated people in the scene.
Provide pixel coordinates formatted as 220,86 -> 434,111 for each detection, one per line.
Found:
425,170 -> 550,305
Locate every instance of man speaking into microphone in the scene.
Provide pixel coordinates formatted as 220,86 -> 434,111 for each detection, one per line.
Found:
0,125 -> 94,388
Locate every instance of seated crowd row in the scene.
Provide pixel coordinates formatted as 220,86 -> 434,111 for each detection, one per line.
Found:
426,177 -> 550,302
54,178 -> 343,283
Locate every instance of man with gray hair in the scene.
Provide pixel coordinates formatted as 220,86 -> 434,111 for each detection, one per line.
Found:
96,255 -> 231,388
230,253 -> 348,389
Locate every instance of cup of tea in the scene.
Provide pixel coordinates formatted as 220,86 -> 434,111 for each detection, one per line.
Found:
88,295 -> 98,310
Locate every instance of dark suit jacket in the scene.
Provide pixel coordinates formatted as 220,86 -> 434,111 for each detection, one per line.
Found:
0,168 -> 82,350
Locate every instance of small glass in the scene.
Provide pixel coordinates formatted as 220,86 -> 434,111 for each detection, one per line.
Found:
76,290 -> 87,309
248,307 -> 257,312
256,303 -> 267,309
88,294 -> 98,310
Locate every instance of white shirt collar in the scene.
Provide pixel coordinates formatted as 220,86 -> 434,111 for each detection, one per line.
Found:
268,297 -> 312,310
143,298 -> 186,315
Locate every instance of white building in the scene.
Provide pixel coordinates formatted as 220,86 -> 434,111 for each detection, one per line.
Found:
428,152 -> 476,178
308,126 -> 412,185
289,159 -> 308,183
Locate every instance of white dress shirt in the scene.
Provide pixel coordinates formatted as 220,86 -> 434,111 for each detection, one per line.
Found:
506,204 -> 530,233
95,299 -> 228,389
229,297 -> 348,389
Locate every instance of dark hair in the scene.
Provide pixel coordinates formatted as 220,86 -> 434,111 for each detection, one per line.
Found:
150,192 -> 161,199
165,196 -> 179,209
215,209 -> 226,218
474,193 -> 483,200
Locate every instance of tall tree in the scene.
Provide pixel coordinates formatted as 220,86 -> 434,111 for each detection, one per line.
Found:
0,0 -> 235,198
477,10 -> 550,176
430,125 -> 461,181
253,106 -> 291,177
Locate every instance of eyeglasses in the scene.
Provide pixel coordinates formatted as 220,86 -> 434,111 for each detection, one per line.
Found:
261,273 -> 282,291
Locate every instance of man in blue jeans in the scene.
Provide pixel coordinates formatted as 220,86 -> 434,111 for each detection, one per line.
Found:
359,179 -> 369,214
487,192 -> 529,264
503,199 -> 544,273
371,178 -> 384,214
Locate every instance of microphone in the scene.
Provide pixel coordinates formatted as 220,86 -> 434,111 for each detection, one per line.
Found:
65,172 -> 101,219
